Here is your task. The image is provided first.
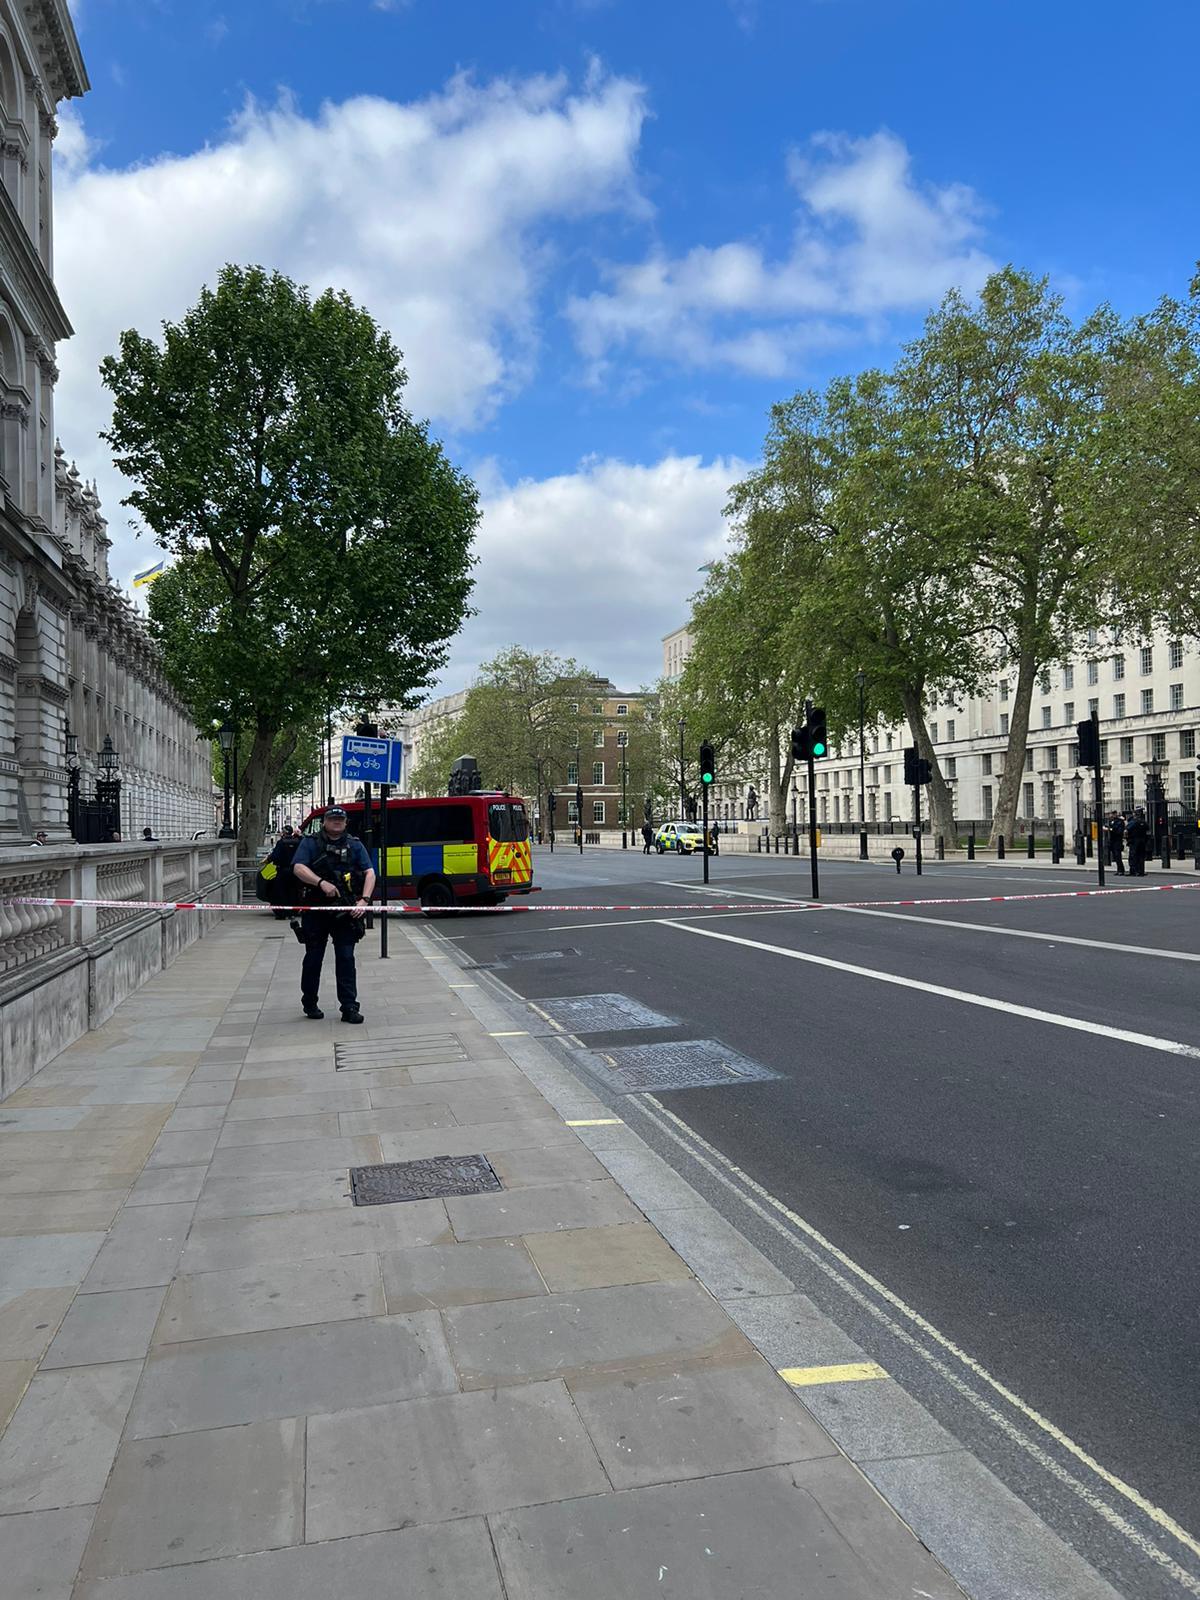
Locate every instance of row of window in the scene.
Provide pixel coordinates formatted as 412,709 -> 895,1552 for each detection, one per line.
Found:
822,767 -> 1199,827
566,758 -> 632,786
568,702 -> 632,717
840,729 -> 1197,793
998,643 -> 1185,703
563,800 -> 623,824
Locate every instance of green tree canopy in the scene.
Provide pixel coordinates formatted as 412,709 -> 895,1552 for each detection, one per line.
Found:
101,264 -> 478,850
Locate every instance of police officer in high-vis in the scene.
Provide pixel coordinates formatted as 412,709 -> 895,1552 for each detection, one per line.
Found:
292,807 -> 375,1022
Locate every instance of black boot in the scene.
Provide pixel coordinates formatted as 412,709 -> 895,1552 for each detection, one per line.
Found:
341,1007 -> 364,1024
303,1002 -> 324,1020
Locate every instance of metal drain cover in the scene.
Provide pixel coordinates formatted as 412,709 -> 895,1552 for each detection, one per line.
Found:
535,993 -> 675,1033
335,1032 -> 468,1071
588,1039 -> 780,1094
349,1154 -> 501,1205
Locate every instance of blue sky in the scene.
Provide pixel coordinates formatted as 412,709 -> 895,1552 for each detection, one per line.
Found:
57,0 -> 1200,692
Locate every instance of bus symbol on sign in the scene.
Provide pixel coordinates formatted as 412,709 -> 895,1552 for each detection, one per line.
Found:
340,736 -> 402,785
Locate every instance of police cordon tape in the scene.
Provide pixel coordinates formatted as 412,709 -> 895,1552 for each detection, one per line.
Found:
4,882 -> 1199,916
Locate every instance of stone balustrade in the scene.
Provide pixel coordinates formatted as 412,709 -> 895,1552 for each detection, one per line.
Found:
0,838 -> 238,1097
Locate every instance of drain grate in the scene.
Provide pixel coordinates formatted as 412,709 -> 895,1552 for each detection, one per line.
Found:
535,993 -> 675,1033
586,1039 -> 780,1094
335,1031 -> 468,1072
349,1154 -> 501,1205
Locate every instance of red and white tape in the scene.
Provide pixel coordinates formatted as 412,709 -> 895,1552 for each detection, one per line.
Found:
3,882 -> 1197,915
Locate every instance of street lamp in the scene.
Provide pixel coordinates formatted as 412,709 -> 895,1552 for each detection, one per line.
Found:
96,735 -> 122,840
217,721 -> 235,838
1142,753 -> 1168,853
619,736 -> 629,850
1070,771 -> 1084,863
677,718 -> 686,821
855,669 -> 868,860
65,722 -> 80,839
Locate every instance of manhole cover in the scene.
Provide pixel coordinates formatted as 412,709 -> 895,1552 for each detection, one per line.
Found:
349,1154 -> 502,1205
507,949 -> 579,961
587,1039 -> 780,1094
535,994 -> 675,1033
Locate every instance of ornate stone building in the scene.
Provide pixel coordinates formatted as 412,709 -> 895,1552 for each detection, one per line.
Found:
0,1 -> 212,843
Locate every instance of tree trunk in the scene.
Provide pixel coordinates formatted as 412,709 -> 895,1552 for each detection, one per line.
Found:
990,644 -> 1037,845
899,687 -> 956,844
239,724 -> 291,857
768,721 -> 783,832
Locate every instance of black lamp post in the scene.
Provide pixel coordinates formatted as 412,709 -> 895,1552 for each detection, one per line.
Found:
856,669 -> 868,860
217,721 -> 235,838
97,734 -> 121,839
65,722 -> 80,839
1142,753 -> 1168,854
677,717 -> 686,821
619,736 -> 628,849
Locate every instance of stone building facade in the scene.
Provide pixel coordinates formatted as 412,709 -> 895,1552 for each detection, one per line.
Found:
0,1 -> 213,844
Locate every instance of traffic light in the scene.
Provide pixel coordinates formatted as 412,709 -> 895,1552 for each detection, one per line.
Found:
699,741 -> 715,786
1077,717 -> 1100,768
806,707 -> 828,759
791,724 -> 809,762
575,784 -> 584,814
547,791 -> 557,816
903,749 -> 933,786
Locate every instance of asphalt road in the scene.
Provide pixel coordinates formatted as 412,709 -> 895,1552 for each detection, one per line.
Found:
438,845 -> 1200,1600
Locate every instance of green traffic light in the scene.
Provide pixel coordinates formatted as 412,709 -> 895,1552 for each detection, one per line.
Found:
701,772 -> 713,783
812,740 -> 826,757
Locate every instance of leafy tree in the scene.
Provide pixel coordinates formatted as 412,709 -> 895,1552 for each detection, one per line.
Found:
408,648 -> 595,826
898,268 -> 1121,841
1080,271 -> 1200,638
101,264 -> 478,851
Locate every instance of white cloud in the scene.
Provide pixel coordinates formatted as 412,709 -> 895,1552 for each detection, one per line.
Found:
442,452 -> 745,691
568,129 -> 994,379
51,71 -> 647,573
53,104 -> 94,175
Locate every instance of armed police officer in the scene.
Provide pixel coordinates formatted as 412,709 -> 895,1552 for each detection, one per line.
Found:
292,807 -> 375,1023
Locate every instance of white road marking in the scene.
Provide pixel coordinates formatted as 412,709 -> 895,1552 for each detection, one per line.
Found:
634,1094 -> 1200,1588
661,920 -> 1200,1061
683,884 -> 1200,962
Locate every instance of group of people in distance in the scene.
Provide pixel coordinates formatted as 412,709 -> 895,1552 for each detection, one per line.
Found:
1106,808 -> 1150,876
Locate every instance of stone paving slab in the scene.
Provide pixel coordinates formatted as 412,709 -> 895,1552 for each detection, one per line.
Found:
42,1288 -> 167,1371
445,1176 -> 642,1240
128,1312 -> 457,1437
205,1133 -> 382,1178
81,1203 -> 196,1293
0,1360 -> 141,1513
72,1519 -> 505,1600
178,1198 -> 451,1273
490,1461 -> 963,1600
193,1168 -> 352,1219
445,1280 -> 752,1389
2,1504 -> 96,1600
522,1221 -> 695,1292
80,1416 -> 305,1579
157,1253 -> 387,1341
381,1237 -> 547,1311
305,1379 -> 610,1541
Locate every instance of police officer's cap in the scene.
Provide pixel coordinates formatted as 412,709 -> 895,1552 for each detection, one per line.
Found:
325,806 -> 348,819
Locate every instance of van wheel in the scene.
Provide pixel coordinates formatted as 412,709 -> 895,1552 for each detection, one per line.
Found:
420,878 -> 455,915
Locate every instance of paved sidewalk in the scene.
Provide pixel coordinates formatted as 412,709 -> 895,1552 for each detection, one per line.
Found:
0,914 -> 964,1599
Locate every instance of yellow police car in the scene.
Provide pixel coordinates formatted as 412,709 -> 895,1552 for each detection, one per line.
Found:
654,820 -> 706,854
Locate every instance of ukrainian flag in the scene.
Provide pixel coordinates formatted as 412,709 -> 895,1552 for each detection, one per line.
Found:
132,559 -> 165,588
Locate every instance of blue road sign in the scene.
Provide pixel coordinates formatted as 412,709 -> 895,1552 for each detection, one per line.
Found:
340,735 -> 402,784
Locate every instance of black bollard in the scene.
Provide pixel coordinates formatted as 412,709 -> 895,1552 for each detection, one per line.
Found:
1162,839 -> 1171,869
967,828 -> 975,861
936,834 -> 945,860
891,846 -> 905,875
1075,832 -> 1086,866
997,835 -> 1005,859
1026,832 -> 1035,858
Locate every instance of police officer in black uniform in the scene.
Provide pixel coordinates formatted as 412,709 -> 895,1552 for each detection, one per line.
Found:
1125,807 -> 1149,877
292,807 -> 375,1022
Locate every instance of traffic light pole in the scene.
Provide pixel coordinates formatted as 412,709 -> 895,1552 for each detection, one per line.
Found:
378,783 -> 390,958
807,754 -> 819,900
1092,710 -> 1105,888
914,779 -> 923,876
701,778 -> 710,884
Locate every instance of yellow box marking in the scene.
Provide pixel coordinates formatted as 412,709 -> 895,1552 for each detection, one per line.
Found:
779,1361 -> 886,1387
566,1117 -> 624,1127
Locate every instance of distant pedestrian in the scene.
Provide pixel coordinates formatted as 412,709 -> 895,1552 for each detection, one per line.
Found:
1107,811 -> 1125,876
142,826 -> 157,842
1125,808 -> 1148,876
107,830 -> 123,843
31,830 -> 47,846
641,822 -> 653,854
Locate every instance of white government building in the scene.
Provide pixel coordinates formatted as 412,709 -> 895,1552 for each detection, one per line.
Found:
663,623 -> 1200,835
0,1 -> 213,843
